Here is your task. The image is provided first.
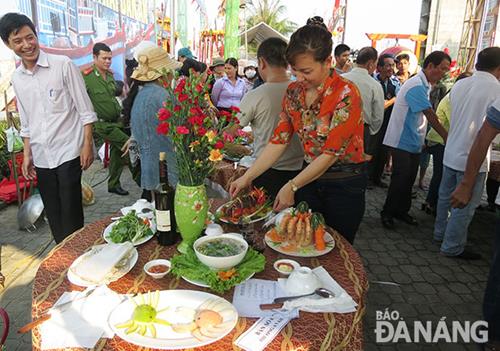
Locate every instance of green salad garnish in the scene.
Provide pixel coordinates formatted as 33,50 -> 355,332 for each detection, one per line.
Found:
170,248 -> 265,293
108,210 -> 153,243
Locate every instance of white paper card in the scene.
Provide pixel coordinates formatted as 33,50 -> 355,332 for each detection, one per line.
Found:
233,279 -> 298,318
234,312 -> 293,351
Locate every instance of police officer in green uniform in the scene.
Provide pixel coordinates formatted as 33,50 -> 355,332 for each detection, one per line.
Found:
83,43 -> 139,195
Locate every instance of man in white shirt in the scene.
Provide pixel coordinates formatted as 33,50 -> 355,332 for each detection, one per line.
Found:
450,98 -> 500,348
228,37 -> 304,197
0,13 -> 97,243
434,47 -> 500,260
343,46 -> 384,157
381,51 -> 450,229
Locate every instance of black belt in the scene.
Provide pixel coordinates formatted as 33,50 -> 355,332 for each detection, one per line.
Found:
302,162 -> 367,180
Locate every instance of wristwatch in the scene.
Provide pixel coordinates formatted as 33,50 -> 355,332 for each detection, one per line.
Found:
289,180 -> 299,193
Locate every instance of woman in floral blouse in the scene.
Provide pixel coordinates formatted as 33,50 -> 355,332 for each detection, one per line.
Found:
230,18 -> 367,243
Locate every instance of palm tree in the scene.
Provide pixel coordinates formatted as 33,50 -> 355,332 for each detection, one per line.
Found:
246,0 -> 297,36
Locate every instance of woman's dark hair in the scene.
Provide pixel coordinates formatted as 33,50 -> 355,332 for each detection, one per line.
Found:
475,47 -> 500,72
225,57 -> 239,77
285,23 -> 332,66
306,16 -> 328,31
0,13 -> 37,43
225,57 -> 238,69
125,59 -> 138,86
122,79 -> 145,127
114,80 -> 124,96
423,51 -> 452,69
179,58 -> 206,77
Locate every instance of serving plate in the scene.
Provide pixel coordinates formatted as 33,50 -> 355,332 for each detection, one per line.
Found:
108,290 -> 238,349
67,244 -> 138,287
103,220 -> 155,246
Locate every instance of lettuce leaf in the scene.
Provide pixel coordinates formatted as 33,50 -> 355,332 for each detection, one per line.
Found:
170,248 -> 265,293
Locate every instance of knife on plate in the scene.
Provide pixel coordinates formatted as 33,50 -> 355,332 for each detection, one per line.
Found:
18,287 -> 97,333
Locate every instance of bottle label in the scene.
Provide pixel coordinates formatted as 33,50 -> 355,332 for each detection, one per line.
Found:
156,209 -> 171,231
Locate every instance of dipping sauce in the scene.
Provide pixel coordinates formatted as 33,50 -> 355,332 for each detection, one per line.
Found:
277,262 -> 294,273
148,264 -> 169,274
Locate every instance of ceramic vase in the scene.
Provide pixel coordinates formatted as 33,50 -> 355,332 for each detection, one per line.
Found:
174,184 -> 208,253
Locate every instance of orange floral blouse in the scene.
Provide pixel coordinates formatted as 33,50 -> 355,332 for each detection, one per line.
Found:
270,70 -> 365,164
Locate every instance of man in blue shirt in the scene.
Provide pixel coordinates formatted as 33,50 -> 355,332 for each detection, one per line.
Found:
371,54 -> 401,187
451,98 -> 500,350
381,51 -> 450,229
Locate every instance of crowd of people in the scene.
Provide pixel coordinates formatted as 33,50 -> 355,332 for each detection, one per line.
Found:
1,11 -> 499,347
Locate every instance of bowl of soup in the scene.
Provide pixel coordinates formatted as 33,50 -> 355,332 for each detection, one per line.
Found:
193,234 -> 248,270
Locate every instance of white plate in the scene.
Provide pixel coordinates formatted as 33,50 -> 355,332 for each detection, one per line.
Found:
215,203 -> 272,225
103,220 -> 155,246
108,290 -> 238,350
264,231 -> 335,258
181,272 -> 255,288
67,245 -> 138,287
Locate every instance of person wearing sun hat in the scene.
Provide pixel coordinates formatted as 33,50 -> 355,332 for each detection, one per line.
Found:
177,47 -> 196,62
207,56 -> 226,94
210,57 -> 226,79
122,46 -> 182,199
243,60 -> 258,90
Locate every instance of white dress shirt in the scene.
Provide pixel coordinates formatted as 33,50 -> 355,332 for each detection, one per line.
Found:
12,50 -> 97,169
343,67 -> 384,135
443,71 -> 500,173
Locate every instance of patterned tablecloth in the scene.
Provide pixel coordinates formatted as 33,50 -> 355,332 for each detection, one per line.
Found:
32,201 -> 369,351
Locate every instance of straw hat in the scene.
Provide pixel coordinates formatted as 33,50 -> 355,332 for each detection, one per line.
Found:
131,47 -> 182,82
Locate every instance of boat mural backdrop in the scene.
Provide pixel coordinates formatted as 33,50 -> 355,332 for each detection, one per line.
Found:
15,0 -> 156,81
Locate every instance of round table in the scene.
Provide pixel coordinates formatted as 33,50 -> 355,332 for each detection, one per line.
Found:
32,204 -> 368,350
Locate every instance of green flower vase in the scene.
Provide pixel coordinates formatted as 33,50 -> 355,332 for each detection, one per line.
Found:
174,184 -> 209,253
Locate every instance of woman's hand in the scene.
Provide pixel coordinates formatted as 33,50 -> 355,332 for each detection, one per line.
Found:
273,183 -> 295,211
229,175 -> 252,198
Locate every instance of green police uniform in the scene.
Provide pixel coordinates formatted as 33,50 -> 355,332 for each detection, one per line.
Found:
82,66 -> 139,190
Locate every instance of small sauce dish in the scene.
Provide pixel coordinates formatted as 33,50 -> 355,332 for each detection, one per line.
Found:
144,259 -> 171,279
273,259 -> 300,276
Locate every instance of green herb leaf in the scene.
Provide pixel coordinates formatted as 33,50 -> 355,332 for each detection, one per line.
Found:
170,248 -> 265,293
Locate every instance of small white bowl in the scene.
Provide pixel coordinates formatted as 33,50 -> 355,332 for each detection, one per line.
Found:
285,266 -> 321,295
193,234 -> 248,270
273,259 -> 300,276
144,259 -> 171,279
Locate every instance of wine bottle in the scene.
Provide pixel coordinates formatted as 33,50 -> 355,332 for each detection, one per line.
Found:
154,152 -> 178,246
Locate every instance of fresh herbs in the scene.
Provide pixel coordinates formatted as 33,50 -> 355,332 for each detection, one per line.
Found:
108,211 -> 153,244
170,248 -> 265,293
